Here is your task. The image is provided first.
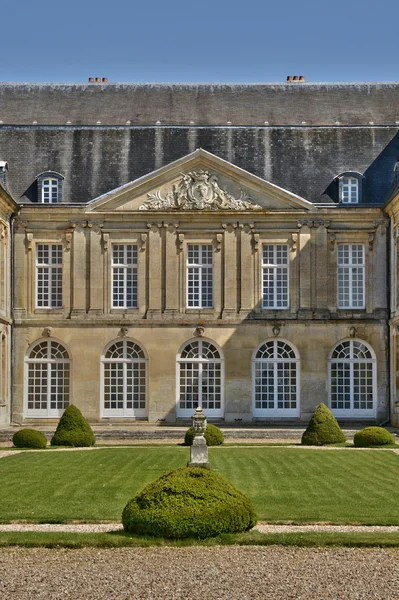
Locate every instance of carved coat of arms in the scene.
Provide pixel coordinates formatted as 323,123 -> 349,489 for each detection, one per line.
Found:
139,170 -> 261,211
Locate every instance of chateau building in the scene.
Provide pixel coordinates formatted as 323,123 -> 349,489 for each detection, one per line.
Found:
0,80 -> 399,426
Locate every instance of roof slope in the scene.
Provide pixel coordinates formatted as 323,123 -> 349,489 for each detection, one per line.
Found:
1,82 -> 399,126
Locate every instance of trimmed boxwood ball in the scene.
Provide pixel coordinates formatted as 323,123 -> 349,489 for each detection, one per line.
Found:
184,423 -> 224,446
13,429 -> 47,449
354,426 -> 395,447
122,467 -> 257,539
301,403 -> 346,446
51,405 -> 96,447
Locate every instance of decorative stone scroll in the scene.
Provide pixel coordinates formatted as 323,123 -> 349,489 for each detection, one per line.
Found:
139,170 -> 262,211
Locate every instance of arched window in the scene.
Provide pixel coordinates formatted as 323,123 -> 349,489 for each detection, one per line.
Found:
329,339 -> 376,417
101,339 -> 147,417
177,339 -> 224,418
36,171 -> 64,204
336,171 -> 364,204
25,340 -> 70,417
253,340 -> 300,417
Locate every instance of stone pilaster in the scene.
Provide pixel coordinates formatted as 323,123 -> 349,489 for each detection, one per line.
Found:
240,223 -> 254,315
147,222 -> 162,319
164,223 -> 179,316
222,223 -> 237,318
71,221 -> 87,317
13,220 -> 27,320
88,222 -> 104,314
298,221 -> 312,318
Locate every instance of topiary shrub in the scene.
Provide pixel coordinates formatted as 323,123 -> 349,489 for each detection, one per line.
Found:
122,467 -> 257,539
184,423 -> 224,446
301,403 -> 346,446
50,405 -> 96,447
353,426 -> 395,447
13,429 -> 47,449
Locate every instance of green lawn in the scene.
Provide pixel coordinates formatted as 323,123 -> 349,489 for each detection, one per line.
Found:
0,447 -> 398,525
2,530 -> 399,549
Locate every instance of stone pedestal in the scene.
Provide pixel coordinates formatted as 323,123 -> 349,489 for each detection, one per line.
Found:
187,407 -> 210,469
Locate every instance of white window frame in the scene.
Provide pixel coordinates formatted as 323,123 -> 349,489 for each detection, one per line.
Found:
111,244 -> 138,309
24,339 -> 71,418
186,244 -> 214,309
328,339 -> 376,418
262,244 -> 289,309
337,244 -> 365,309
176,338 -> 224,418
36,244 -> 63,308
41,178 -> 59,204
341,177 -> 359,204
101,339 -> 147,418
252,339 -> 300,417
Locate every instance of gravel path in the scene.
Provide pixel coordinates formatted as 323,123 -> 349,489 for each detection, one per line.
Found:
0,546 -> 398,599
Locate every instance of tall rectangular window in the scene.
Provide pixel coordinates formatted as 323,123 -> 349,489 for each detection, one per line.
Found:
262,244 -> 289,309
36,244 -> 63,308
112,244 -> 138,308
187,244 -> 213,308
337,244 -> 365,308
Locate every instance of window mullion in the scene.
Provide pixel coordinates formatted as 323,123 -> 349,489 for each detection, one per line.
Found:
47,360 -> 51,416
198,264 -> 202,309
349,265 -> 353,308
123,360 -> 127,415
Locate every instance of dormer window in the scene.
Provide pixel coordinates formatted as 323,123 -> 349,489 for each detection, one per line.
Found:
336,172 -> 364,205
36,171 -> 64,204
42,178 -> 59,203
341,177 -> 358,203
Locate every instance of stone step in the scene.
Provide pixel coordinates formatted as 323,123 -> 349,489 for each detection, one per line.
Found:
1,425 -> 397,442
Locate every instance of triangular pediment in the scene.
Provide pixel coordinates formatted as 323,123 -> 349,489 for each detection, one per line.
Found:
86,149 -> 316,213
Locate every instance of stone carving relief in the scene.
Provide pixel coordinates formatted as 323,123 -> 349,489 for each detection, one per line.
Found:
139,171 -> 261,211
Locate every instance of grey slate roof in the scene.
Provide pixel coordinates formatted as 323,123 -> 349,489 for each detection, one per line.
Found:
1,82 -> 399,126
0,82 -> 398,205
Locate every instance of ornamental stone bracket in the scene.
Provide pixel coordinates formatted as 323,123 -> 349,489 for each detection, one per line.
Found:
253,233 -> 260,252
65,232 -> 73,251
298,220 -> 330,229
139,170 -> 262,211
177,232 -> 184,253
0,222 -> 8,239
290,233 -> 298,252
139,233 -> 147,252
147,222 -> 163,233
368,233 -> 375,252
25,232 -> 33,251
102,232 -> 109,250
15,220 -> 28,231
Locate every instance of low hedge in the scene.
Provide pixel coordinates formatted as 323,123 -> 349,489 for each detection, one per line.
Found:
301,403 -> 346,446
122,467 -> 257,539
13,429 -> 47,449
184,423 -> 224,446
51,405 -> 96,447
353,426 -> 395,447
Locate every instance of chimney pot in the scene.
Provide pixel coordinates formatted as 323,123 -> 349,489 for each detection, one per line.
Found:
95,77 -> 101,83
286,76 -> 293,82
102,77 -> 108,83
88,77 -> 94,83
299,75 -> 305,82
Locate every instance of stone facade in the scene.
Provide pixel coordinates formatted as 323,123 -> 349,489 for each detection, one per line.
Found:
0,81 -> 398,426
0,185 -> 17,425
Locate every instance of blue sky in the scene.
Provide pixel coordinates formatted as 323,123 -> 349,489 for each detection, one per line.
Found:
2,0 -> 398,83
